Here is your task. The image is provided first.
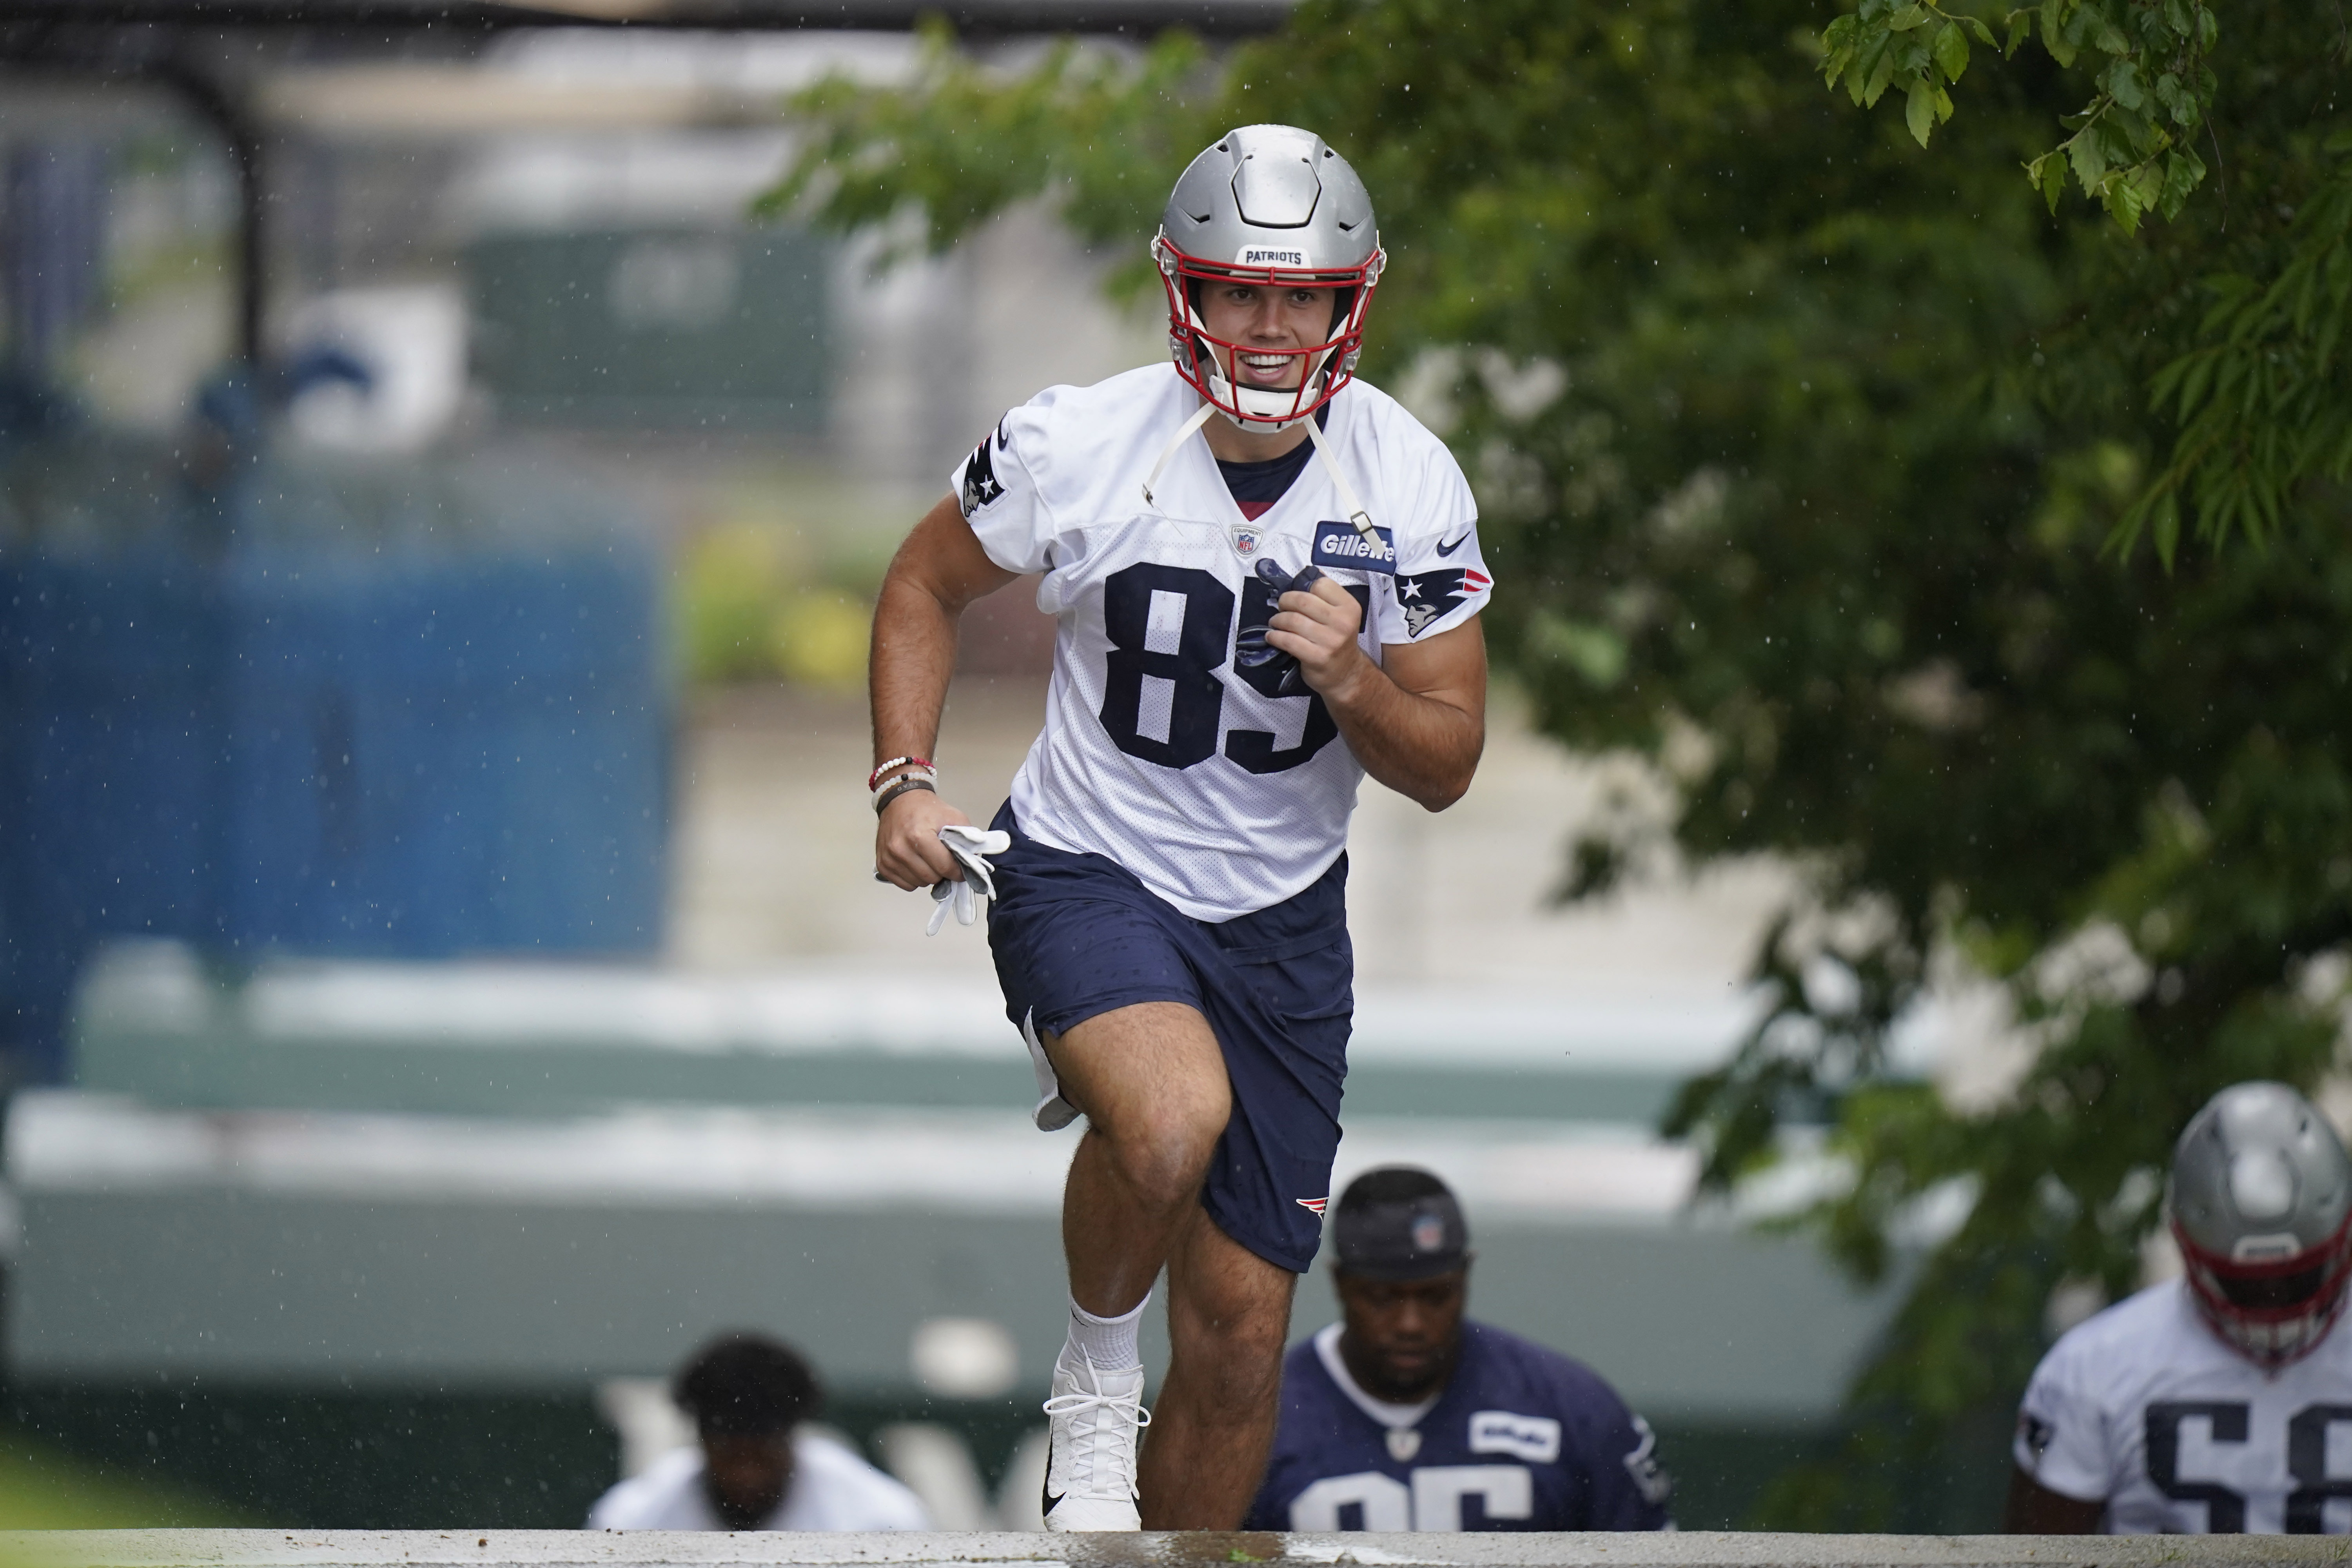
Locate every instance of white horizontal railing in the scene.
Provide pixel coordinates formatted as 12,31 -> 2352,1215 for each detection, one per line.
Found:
2,1533 -> 2339,1568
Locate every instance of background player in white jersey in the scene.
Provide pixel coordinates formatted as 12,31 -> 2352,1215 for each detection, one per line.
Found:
586,1334 -> 928,1532
2007,1082 -> 2352,1533
867,125 -> 1490,1530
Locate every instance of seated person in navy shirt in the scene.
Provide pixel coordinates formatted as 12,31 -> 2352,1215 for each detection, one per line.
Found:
1245,1166 -> 1674,1532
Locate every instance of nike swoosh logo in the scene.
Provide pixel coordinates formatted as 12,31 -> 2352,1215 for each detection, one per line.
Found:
1435,528 -> 1473,557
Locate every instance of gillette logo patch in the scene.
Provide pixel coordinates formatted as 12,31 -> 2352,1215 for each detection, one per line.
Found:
1312,524 -> 1397,573
1239,247 -> 1309,267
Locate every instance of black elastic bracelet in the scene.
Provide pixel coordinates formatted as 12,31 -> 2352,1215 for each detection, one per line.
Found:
873,775 -> 937,817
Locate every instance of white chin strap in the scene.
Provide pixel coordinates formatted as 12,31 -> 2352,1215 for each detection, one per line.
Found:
1140,382 -> 1382,548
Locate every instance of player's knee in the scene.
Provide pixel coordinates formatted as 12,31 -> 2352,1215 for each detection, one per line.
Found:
1108,1102 -> 1222,1205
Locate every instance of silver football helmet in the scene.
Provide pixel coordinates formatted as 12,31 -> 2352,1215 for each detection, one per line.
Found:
1151,125 -> 1384,431
2171,1081 -> 2352,1366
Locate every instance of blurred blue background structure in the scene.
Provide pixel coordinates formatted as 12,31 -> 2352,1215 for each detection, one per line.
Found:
0,435 -> 669,1082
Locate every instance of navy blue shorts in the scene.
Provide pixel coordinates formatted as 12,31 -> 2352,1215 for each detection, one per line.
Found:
985,801 -> 1352,1275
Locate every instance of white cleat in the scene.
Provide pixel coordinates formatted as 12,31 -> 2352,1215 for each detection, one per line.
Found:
1040,1354 -> 1150,1532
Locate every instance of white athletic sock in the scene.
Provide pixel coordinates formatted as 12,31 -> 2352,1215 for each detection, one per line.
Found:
1065,1294 -> 1148,1372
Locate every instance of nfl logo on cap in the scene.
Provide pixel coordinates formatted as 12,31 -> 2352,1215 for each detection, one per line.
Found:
1412,1213 -> 1446,1252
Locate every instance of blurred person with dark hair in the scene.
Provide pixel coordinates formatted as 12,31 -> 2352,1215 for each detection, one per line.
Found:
588,1332 -> 928,1531
2007,1083 -> 2352,1534
1245,1167 -> 1672,1532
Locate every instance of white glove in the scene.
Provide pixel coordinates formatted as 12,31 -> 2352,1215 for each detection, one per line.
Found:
927,825 -> 1013,936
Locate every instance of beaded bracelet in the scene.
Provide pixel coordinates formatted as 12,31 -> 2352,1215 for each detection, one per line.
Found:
869,764 -> 937,806
872,775 -> 937,817
867,755 -> 936,791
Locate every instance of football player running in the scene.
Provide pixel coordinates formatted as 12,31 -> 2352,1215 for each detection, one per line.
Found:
868,126 -> 1491,1530
1245,1167 -> 1673,1532
2008,1081 -> 2352,1534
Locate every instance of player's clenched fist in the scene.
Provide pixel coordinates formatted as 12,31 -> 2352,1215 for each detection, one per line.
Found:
1265,572 -> 1370,700
874,787 -> 971,889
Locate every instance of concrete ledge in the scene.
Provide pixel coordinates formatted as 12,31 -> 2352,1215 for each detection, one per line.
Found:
5,1533 -> 2345,1568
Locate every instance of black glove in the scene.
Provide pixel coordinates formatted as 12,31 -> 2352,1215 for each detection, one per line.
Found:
1235,559 -> 1325,697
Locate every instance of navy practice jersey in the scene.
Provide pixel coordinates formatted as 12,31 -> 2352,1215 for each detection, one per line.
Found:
1245,1320 -> 1673,1532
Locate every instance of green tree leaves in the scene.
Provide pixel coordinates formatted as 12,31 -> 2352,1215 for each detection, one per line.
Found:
2120,143 -> 2352,558
760,0 -> 2352,1527
755,22 -> 1214,272
1820,0 -> 1977,144
1822,0 -> 2213,229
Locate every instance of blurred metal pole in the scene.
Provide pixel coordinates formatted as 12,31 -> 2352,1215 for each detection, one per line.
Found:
149,61 -> 265,368
0,40 -> 268,368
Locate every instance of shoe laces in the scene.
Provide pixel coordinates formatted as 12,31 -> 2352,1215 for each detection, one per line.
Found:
1044,1358 -> 1151,1498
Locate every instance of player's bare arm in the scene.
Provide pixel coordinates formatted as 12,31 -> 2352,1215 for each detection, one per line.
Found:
1263,583 -> 1485,810
869,494 -> 1016,890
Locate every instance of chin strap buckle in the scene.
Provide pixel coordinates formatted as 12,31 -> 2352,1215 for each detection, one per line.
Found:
1303,414 -> 1382,547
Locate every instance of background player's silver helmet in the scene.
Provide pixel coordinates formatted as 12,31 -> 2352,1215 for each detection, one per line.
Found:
2170,1081 -> 2352,1366
1151,125 -> 1384,431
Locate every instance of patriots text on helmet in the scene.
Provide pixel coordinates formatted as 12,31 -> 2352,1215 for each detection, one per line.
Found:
1153,125 -> 1385,432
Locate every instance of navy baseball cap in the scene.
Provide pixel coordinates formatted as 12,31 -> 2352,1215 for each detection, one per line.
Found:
1332,1166 -> 1470,1280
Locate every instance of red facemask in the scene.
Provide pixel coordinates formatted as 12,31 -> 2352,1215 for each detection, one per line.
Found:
1152,232 -> 1384,430
2177,1211 -> 2352,1367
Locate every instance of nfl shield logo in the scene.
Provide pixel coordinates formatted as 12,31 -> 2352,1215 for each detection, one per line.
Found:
1230,524 -> 1263,559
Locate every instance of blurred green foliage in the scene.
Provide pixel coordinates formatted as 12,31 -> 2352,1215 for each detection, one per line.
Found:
0,1429 -> 244,1528
677,526 -> 873,689
763,0 -> 2352,1526
671,467 -> 908,690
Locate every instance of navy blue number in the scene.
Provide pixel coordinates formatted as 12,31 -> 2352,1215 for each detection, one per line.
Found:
2287,1404 -> 2352,1532
2145,1401 -> 2248,1533
1225,580 -> 1370,774
1098,564 -> 1233,769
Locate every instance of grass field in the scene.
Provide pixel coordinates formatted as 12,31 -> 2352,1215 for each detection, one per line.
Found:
0,1432 -> 244,1529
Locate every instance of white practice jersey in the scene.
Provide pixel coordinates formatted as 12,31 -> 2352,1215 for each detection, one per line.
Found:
953,364 -> 1491,921
2014,1278 -> 2352,1533
586,1432 -> 930,1532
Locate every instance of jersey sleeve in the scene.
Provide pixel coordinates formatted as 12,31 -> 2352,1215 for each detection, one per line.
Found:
1371,442 -> 1491,646
2012,1333 -> 2111,1503
947,403 -> 1056,575
1524,1343 -> 1674,1530
1575,1398 -> 1675,1530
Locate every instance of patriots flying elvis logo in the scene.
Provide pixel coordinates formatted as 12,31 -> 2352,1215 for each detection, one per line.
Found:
958,423 -> 1007,515
1399,567 -> 1489,637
